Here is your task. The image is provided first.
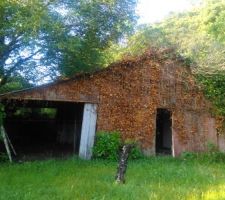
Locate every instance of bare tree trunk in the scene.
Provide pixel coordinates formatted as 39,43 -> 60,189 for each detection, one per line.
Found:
115,144 -> 134,184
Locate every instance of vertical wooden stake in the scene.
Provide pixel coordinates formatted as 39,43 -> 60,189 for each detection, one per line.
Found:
5,132 -> 16,156
1,126 -> 12,163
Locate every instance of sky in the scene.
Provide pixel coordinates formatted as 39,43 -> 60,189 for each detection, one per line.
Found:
137,0 -> 200,24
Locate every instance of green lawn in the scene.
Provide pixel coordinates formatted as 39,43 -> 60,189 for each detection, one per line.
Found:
0,156 -> 225,200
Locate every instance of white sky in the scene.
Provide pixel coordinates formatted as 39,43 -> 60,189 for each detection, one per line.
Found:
137,0 -> 200,24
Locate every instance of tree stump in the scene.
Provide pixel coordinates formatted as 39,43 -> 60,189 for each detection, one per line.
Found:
115,144 -> 134,184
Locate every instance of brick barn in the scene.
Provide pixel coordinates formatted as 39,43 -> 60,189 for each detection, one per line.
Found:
0,49 -> 219,159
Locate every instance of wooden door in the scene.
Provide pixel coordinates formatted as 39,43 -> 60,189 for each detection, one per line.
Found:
79,103 -> 97,159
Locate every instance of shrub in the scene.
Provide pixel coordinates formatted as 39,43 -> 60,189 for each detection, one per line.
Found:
181,151 -> 197,160
129,144 -> 144,159
124,139 -> 144,160
92,131 -> 144,160
93,131 -> 121,160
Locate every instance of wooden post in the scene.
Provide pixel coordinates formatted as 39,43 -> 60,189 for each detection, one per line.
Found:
115,144 -> 134,184
1,125 -> 12,163
5,132 -> 16,156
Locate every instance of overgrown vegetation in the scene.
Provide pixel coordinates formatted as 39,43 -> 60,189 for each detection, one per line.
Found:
108,0 -> 225,121
0,156 -> 225,200
197,74 -> 225,116
92,131 -> 143,160
181,141 -> 225,163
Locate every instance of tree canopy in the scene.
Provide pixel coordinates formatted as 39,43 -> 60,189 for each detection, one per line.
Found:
114,0 -> 225,116
0,0 -> 137,92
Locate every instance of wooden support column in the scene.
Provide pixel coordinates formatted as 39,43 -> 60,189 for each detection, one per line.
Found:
79,103 -> 97,160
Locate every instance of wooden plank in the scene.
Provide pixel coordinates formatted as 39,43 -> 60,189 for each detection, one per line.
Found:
79,104 -> 97,160
1,126 -> 12,162
5,132 -> 16,156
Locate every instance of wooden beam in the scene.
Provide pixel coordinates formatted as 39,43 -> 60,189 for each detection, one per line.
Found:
1,125 -> 12,162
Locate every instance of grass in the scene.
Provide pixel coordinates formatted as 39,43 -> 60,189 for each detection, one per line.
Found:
0,156 -> 225,200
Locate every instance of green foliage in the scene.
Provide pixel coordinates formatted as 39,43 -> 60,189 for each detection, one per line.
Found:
9,108 -> 57,120
181,151 -> 225,163
0,0 -> 137,91
0,0 -> 58,88
120,0 -> 225,74
93,131 -> 143,160
197,74 -> 225,116
202,0 -> 225,43
118,0 -> 225,119
0,76 -> 32,94
181,151 -> 198,160
56,0 -> 138,76
93,131 -> 121,160
181,141 -> 225,163
129,145 -> 144,160
124,139 -> 144,159
123,25 -> 173,56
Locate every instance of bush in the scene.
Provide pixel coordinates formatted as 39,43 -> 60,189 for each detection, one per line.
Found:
93,131 -> 121,160
181,151 -> 197,160
129,144 -> 144,159
92,131 -> 144,160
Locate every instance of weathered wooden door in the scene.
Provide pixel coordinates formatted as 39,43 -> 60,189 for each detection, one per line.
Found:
79,103 -> 97,159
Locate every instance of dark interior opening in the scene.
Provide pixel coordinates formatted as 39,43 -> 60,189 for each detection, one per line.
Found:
2,101 -> 84,160
155,108 -> 172,155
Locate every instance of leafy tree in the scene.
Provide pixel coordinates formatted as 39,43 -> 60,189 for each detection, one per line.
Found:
118,0 -> 225,117
202,0 -> 225,43
53,0 -> 137,76
0,0 -> 137,91
0,0 -> 62,90
120,0 -> 225,74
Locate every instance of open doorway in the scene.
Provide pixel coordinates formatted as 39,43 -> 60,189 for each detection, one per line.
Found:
155,108 -> 172,155
4,102 -> 84,160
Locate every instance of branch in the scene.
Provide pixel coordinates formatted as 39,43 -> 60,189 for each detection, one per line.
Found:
6,49 -> 42,76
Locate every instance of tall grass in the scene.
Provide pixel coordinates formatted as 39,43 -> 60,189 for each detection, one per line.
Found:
0,156 -> 225,200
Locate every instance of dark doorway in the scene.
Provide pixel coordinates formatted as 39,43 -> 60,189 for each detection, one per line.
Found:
155,108 -> 172,155
3,101 -> 84,160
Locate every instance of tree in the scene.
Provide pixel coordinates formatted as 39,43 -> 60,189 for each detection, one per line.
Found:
0,0 -> 137,92
0,0 -> 60,90
53,0 -> 137,76
121,0 -> 225,74
118,0 -> 225,117
202,0 -> 225,43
